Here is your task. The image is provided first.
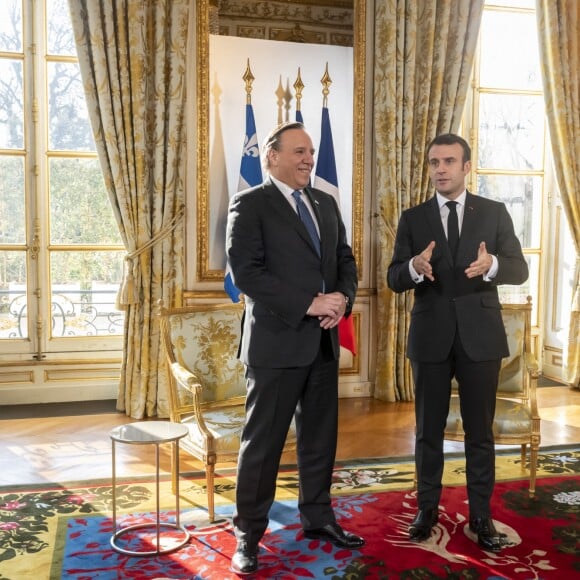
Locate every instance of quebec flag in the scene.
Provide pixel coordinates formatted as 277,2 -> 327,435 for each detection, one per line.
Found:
224,103 -> 262,302
314,106 -> 357,355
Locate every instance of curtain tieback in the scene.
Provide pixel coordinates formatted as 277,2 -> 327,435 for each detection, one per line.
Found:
116,204 -> 186,310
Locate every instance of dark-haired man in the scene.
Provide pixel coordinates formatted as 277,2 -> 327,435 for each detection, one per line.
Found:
387,133 -> 528,552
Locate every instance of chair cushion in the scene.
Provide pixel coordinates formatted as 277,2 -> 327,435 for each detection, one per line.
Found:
183,406 -> 247,454
445,397 -> 532,439
182,405 -> 298,456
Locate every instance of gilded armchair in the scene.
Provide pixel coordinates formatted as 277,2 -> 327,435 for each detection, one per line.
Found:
445,297 -> 541,496
158,301 -> 297,522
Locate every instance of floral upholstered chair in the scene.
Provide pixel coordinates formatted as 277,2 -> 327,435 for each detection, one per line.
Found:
444,296 -> 541,496
159,301 -> 297,522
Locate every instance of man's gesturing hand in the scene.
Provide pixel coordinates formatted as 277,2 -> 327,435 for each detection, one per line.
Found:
412,241 -> 436,281
465,241 -> 493,279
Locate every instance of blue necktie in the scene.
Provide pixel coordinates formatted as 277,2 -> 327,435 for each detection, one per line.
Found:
292,190 -> 321,257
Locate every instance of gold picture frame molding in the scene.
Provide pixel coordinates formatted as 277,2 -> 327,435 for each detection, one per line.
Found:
195,0 -> 365,283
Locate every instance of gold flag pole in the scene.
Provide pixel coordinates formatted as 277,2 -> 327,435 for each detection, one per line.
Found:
275,75 -> 285,125
294,67 -> 304,119
242,58 -> 255,105
320,62 -> 332,107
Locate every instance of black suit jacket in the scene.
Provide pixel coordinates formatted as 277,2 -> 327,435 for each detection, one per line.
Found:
226,178 -> 357,368
387,192 -> 528,363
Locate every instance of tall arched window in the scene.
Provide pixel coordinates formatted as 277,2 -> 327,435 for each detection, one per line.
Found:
0,0 -> 124,402
462,0 -> 573,380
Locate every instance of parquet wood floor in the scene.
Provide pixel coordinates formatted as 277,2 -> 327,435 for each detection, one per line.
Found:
0,385 -> 578,487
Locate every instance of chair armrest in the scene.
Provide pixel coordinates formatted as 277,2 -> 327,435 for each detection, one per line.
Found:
169,362 -> 216,439
523,352 -> 541,420
170,361 -> 203,394
524,352 -> 540,379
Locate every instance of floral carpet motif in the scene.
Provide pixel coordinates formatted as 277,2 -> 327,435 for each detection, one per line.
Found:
0,447 -> 578,579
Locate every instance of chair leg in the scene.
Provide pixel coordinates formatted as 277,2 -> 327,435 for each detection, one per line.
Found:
520,443 -> 527,467
206,463 -> 216,522
528,444 -> 538,498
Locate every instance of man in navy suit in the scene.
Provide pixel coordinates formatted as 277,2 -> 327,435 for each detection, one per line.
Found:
387,133 -> 528,552
226,121 -> 363,574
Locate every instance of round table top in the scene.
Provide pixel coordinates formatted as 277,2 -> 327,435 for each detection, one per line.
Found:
109,421 -> 189,444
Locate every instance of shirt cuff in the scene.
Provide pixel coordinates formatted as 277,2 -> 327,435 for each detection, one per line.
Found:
409,258 -> 424,284
483,254 -> 499,281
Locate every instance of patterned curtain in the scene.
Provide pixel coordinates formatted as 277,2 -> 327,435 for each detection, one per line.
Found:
373,0 -> 484,401
536,0 -> 580,388
68,0 -> 189,418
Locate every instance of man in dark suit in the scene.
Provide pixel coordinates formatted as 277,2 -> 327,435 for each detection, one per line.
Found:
226,121 -> 363,574
387,133 -> 528,552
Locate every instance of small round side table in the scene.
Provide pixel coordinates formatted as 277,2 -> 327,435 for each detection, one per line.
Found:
109,421 -> 190,556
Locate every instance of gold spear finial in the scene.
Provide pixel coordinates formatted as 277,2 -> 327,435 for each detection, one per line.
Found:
284,78 -> 292,122
275,75 -> 285,124
320,62 -> 332,108
242,58 -> 255,105
294,67 -> 304,114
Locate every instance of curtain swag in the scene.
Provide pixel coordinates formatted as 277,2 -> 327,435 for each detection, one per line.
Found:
116,204 -> 186,310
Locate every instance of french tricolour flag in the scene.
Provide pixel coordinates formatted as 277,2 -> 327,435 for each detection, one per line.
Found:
314,106 -> 357,355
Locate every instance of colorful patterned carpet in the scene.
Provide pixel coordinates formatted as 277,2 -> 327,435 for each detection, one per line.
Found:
1,446 -> 578,579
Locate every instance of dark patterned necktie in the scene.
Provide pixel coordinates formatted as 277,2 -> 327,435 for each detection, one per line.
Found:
446,201 -> 459,260
292,190 -> 321,257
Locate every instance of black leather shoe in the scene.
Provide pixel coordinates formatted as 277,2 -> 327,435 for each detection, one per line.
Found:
304,522 -> 365,548
231,541 -> 258,575
409,508 -> 439,542
469,517 -> 508,553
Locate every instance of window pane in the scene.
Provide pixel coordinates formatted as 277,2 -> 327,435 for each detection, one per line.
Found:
0,250 -> 27,339
49,157 -> 121,244
480,10 -> 541,90
0,0 -> 23,52
47,61 -> 95,151
476,174 -> 542,248
478,93 -> 545,170
0,155 -> 25,243
0,59 -> 24,149
50,251 -> 125,337
47,0 -> 77,56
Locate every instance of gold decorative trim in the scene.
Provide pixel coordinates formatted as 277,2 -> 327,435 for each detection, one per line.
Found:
0,370 -> 34,384
0,358 -> 122,368
352,0 -> 365,278
544,344 -> 563,367
196,0 -> 213,281
44,367 -> 121,382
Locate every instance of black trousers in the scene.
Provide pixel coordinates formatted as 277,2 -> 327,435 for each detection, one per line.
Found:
233,333 -> 339,548
411,331 -> 501,518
